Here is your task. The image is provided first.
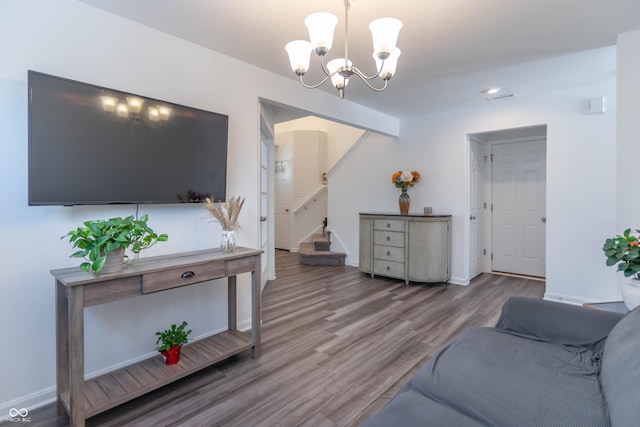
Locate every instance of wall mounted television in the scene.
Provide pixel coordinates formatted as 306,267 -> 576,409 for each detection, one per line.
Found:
28,70 -> 228,206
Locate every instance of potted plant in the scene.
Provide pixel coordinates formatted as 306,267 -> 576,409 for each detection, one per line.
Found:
62,214 -> 168,275
155,321 -> 192,365
603,228 -> 640,309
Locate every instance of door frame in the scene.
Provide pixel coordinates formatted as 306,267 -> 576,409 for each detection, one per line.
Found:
259,104 -> 276,287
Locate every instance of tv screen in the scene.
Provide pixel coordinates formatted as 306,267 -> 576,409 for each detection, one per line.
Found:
28,70 -> 228,206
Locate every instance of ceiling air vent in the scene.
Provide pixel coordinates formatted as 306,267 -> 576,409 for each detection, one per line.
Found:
487,93 -> 517,101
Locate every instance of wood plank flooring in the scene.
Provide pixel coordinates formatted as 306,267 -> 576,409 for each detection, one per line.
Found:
21,250 -> 544,427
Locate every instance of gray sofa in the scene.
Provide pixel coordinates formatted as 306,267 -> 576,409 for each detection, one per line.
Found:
363,297 -> 640,427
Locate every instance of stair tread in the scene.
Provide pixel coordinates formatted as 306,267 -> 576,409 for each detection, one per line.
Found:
299,242 -> 344,256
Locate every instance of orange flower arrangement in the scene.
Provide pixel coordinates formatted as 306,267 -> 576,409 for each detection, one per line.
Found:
392,170 -> 421,191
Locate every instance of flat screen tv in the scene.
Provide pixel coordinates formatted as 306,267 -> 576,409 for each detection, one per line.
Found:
28,70 -> 228,206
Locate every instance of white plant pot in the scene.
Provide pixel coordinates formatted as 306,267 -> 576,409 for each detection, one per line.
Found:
621,279 -> 640,311
101,247 -> 125,274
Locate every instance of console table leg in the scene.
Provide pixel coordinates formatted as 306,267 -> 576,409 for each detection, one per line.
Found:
55,280 -> 68,416
251,258 -> 262,358
228,276 -> 237,331
69,286 -> 85,427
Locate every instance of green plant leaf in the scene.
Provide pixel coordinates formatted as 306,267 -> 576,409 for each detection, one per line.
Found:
92,255 -> 106,273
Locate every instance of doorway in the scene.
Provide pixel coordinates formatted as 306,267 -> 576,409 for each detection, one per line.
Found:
468,125 -> 547,280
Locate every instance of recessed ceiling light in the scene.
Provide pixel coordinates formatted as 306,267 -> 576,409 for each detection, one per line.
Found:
485,87 -> 501,95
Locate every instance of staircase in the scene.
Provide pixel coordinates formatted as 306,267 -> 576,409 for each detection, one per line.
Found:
298,231 -> 346,266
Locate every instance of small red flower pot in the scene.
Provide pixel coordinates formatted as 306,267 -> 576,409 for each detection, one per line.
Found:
160,345 -> 182,365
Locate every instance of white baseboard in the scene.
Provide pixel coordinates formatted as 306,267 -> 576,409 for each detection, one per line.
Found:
448,276 -> 468,286
543,292 -> 593,306
0,322 -> 251,419
1,387 -> 56,422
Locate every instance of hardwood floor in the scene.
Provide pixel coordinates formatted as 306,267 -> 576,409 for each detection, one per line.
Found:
23,250 -> 544,427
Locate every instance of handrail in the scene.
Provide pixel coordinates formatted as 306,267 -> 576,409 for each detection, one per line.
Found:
294,186 -> 327,214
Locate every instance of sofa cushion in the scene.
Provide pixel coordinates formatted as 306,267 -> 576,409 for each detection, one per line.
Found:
496,297 -> 623,353
365,326 -> 609,427
601,305 -> 640,427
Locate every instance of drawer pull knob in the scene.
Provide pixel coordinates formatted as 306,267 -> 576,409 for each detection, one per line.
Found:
181,271 -> 195,279
387,223 -> 391,228
386,236 -> 391,241
387,251 -> 391,256
386,266 -> 390,271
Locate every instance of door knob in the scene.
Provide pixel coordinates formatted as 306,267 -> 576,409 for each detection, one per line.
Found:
260,216 -> 267,222
285,209 -> 289,212
541,217 -> 546,223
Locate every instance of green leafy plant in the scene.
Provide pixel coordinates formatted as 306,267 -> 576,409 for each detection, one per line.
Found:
603,228 -> 640,279
62,214 -> 168,274
155,321 -> 192,351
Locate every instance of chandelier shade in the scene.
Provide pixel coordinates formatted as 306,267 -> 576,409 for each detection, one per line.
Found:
327,58 -> 353,89
285,0 -> 402,99
373,47 -> 401,80
369,18 -> 403,59
285,40 -> 313,75
305,12 -> 338,54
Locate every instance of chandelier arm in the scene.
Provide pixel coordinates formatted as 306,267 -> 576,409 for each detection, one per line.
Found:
319,55 -> 332,77
298,73 -> 334,89
350,63 -> 385,81
350,68 -> 389,92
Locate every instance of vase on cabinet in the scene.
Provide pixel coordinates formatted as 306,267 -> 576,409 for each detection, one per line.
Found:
399,189 -> 410,215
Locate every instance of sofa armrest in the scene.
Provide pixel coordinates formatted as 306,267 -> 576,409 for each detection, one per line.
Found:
495,297 -> 624,352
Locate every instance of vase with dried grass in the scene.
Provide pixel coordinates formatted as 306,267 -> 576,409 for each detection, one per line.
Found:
204,196 -> 245,252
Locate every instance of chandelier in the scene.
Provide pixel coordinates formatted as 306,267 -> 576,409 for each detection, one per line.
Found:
285,0 -> 402,99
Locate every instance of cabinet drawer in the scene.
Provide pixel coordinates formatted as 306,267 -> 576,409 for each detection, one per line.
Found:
373,245 -> 404,263
84,276 -> 142,306
373,230 -> 405,247
373,219 -> 405,232
373,259 -> 405,278
226,255 -> 258,275
143,261 -> 226,293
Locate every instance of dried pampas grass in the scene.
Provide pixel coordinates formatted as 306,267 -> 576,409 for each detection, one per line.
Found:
205,196 -> 245,231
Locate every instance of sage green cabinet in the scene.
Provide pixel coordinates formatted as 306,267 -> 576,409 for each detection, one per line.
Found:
359,213 -> 451,284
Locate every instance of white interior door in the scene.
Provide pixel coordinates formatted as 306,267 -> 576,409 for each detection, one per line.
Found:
469,140 -> 484,279
275,159 -> 291,250
492,140 -> 546,277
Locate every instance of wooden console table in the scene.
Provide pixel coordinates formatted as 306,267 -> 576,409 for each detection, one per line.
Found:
52,247 -> 262,427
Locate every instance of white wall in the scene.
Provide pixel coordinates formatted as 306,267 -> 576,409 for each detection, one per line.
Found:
275,116 -> 366,172
0,0 -> 399,413
330,81 -> 618,302
616,30 -> 640,290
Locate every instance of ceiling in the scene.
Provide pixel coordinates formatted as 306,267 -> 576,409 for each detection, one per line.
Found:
80,0 -> 640,118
